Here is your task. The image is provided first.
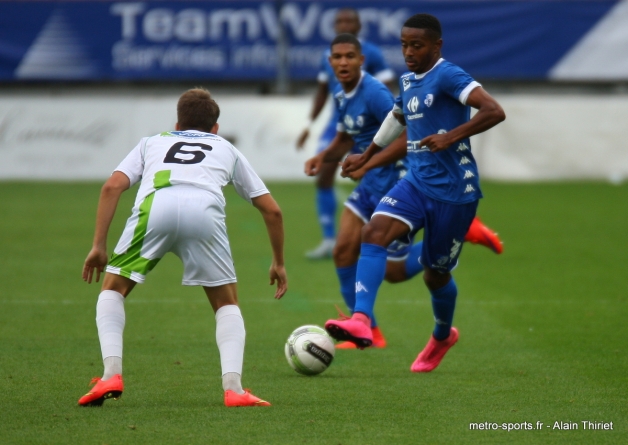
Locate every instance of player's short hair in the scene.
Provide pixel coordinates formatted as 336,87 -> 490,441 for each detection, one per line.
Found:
177,88 -> 220,132
330,33 -> 362,53
403,13 -> 442,40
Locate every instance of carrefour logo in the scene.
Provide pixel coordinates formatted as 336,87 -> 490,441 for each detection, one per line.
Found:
344,115 -> 354,129
407,96 -> 420,113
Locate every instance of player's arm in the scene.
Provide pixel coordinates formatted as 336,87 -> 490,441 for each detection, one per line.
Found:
296,82 -> 329,150
304,131 -> 354,176
252,193 -> 287,299
342,110 -> 406,174
421,87 -> 506,153
83,171 -> 131,284
342,131 -> 407,180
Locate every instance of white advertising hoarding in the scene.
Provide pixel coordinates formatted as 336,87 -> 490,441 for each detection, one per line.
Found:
0,92 -> 627,182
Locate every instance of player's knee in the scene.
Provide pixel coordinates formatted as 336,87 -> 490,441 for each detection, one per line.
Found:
422,268 -> 450,291
361,222 -> 386,245
384,262 -> 407,283
333,241 -> 358,266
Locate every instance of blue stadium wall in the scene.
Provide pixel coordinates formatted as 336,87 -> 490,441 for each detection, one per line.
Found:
1,0 -> 626,82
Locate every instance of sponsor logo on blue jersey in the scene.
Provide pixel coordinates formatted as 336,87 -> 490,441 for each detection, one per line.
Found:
402,76 -> 411,91
407,96 -> 420,113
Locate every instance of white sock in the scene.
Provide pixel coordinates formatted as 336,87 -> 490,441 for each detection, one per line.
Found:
215,305 -> 245,394
103,356 -> 122,381
222,372 -> 243,394
96,290 -> 125,380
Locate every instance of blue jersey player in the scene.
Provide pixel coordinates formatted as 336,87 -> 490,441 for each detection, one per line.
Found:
304,33 -> 409,348
296,8 -> 395,260
305,33 -> 503,350
325,14 -> 506,372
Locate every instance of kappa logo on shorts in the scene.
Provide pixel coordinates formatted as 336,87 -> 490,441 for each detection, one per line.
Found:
449,239 -> 462,260
380,196 -> 397,206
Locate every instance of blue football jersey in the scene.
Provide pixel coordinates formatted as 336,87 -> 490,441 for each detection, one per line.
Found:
334,73 -> 407,198
394,59 -> 483,204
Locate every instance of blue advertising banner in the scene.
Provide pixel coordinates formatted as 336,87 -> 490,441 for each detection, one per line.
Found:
0,1 -> 623,82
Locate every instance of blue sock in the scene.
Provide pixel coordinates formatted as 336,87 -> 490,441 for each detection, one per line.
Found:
404,242 -> 425,279
335,264 -> 357,313
316,187 -> 336,239
353,244 -> 387,321
335,264 -> 379,327
430,278 -> 458,341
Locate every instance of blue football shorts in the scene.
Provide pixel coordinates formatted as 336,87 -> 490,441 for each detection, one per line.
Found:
344,182 -> 415,261
372,179 -> 478,272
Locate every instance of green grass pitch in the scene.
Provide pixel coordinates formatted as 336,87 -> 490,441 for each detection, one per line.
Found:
0,181 -> 626,444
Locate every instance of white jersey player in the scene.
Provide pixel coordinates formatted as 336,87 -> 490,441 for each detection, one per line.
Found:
79,88 -> 287,408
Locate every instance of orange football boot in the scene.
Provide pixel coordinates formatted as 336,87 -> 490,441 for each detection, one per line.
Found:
78,374 -> 124,406
464,217 -> 503,254
410,328 -> 459,373
224,389 -> 271,407
336,326 -> 387,349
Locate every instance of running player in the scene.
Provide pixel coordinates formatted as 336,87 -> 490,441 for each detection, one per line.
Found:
325,14 -> 506,372
296,8 -> 395,259
305,34 -> 502,350
79,88 -> 287,407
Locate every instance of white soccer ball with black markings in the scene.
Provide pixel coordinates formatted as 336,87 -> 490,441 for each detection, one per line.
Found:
284,325 -> 335,376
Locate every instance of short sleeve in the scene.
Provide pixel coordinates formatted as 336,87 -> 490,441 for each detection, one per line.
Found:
393,94 -> 403,114
334,93 -> 346,132
364,44 -> 394,83
317,50 -> 330,84
231,148 -> 269,203
114,138 -> 145,186
440,65 -> 481,105
368,86 -> 395,125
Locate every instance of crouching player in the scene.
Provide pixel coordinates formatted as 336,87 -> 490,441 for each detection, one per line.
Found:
305,34 -> 501,350
79,88 -> 287,407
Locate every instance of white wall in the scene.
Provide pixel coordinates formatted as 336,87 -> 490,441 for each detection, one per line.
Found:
1,92 -> 627,182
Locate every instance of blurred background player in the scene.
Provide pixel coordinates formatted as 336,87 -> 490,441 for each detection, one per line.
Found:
326,14 -> 506,371
296,8 -> 396,259
79,89 -> 287,408
305,34 -> 503,349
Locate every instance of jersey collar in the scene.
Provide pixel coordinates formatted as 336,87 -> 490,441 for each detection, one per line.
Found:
414,58 -> 444,80
343,71 -> 365,99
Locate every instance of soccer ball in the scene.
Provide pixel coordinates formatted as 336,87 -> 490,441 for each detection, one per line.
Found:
284,325 -> 335,376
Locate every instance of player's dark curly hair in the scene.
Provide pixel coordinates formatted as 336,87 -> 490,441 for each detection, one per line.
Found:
403,13 -> 442,40
177,88 -> 220,132
331,33 -> 362,53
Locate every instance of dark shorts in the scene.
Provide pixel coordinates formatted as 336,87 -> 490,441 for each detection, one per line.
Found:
345,182 -> 414,261
372,179 -> 478,272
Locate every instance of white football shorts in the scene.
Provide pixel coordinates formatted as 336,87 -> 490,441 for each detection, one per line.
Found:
106,185 -> 237,287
